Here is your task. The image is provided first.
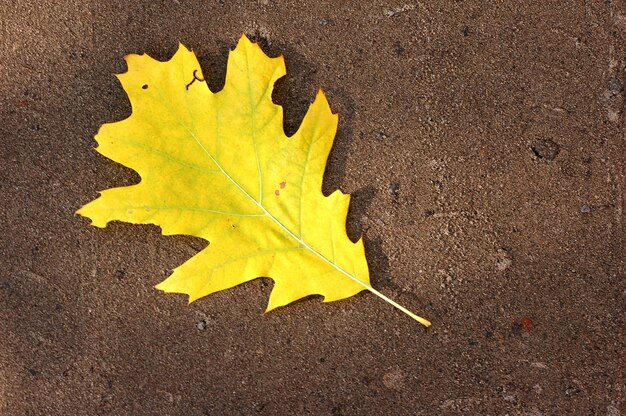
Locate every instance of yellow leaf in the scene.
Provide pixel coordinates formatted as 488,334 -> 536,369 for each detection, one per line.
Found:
77,36 -> 431,326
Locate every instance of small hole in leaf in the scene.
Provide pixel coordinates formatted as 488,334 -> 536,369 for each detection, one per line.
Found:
141,84 -> 149,89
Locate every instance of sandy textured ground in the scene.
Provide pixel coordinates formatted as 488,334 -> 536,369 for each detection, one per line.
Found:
1,1 -> 624,415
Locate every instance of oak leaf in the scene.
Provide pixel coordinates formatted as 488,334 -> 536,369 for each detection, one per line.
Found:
78,36 -> 430,326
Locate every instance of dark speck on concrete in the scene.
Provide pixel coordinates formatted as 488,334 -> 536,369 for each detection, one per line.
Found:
565,384 -> 583,397
609,78 -> 622,92
388,182 -> 400,201
580,204 -> 591,214
331,404 -> 347,416
393,41 -> 405,56
431,179 -> 443,191
531,139 -> 560,161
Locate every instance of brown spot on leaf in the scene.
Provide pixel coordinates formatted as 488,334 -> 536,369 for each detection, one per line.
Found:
280,181 -> 286,189
275,190 -> 280,196
185,69 -> 205,90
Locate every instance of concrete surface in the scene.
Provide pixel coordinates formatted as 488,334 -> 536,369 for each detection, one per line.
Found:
1,1 -> 624,415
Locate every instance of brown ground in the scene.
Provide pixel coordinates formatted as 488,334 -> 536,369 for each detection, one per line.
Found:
1,1 -> 624,415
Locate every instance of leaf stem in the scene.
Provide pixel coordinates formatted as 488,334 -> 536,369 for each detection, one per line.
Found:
362,285 -> 432,327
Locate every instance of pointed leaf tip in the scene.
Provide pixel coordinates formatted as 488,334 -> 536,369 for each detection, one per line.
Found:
237,34 -> 254,48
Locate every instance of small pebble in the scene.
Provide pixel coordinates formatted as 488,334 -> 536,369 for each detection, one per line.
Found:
495,249 -> 512,271
388,182 -> 400,200
609,79 -> 622,92
531,139 -> 560,161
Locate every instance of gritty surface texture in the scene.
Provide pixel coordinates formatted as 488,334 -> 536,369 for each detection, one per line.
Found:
1,1 -> 624,415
